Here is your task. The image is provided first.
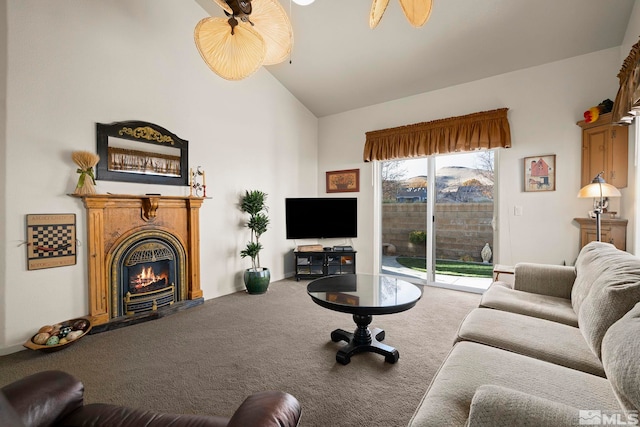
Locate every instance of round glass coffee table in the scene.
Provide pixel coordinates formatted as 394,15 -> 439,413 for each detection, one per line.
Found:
307,274 -> 422,365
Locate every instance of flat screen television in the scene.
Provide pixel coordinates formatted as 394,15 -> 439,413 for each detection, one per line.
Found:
285,198 -> 357,239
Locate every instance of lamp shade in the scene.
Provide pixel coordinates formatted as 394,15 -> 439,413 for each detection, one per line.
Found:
577,182 -> 622,199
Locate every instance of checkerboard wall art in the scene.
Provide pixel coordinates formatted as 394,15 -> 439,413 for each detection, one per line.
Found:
26,214 -> 77,270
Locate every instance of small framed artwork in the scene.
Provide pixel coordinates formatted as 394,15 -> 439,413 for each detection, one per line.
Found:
26,214 -> 77,270
524,155 -> 556,192
326,169 -> 360,193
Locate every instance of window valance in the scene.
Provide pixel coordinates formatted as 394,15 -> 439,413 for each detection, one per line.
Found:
612,37 -> 640,125
363,108 -> 511,162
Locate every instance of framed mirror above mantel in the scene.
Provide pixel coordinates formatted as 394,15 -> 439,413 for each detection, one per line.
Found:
96,120 -> 189,186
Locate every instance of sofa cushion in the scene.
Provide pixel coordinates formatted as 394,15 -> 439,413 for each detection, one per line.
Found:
572,241 -> 628,314
467,385 -> 580,427
479,284 -> 578,326
456,308 -> 604,376
407,342 -> 618,427
62,403 -> 230,427
601,302 -> 640,413
578,248 -> 640,359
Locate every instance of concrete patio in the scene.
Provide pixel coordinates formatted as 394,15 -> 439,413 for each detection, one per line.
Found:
381,256 -> 492,294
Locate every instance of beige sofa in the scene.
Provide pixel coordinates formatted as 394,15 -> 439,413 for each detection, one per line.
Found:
408,241 -> 640,426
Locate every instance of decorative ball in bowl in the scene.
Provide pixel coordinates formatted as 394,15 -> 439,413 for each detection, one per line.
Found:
23,317 -> 92,353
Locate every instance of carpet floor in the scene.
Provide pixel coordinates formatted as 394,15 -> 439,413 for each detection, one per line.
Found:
0,278 -> 480,427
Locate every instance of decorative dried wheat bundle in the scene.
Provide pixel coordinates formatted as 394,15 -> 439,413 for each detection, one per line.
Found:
72,151 -> 100,195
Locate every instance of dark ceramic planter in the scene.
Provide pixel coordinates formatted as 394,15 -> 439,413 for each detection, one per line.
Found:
244,268 -> 271,294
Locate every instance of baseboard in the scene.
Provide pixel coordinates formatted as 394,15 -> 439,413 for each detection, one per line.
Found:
0,343 -> 25,356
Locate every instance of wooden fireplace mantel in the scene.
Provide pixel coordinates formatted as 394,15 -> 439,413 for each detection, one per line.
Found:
72,194 -> 204,326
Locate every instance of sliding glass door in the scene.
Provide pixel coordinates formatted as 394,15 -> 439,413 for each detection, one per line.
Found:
380,151 -> 495,291
381,157 -> 430,280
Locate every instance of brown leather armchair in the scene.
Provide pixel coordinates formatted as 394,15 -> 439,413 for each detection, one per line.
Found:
1,370 -> 302,427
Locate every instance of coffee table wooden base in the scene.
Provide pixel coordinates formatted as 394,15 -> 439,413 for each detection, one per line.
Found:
330,314 -> 400,365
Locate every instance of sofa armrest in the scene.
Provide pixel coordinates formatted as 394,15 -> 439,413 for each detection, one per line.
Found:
0,392 -> 25,427
227,391 -> 302,427
60,391 -> 301,427
513,263 -> 576,299
467,385 -> 580,427
1,370 -> 84,427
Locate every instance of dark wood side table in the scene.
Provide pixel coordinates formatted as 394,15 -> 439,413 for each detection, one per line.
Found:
307,274 -> 422,365
573,217 -> 628,251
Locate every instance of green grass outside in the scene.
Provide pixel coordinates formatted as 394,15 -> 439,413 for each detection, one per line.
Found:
396,257 -> 493,278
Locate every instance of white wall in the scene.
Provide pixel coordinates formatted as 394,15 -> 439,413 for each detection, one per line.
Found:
621,0 -> 640,254
1,0 -> 318,354
318,47 -> 628,271
0,0 -> 7,350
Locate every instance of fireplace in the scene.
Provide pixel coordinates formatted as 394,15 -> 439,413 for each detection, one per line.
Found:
76,194 -> 204,327
111,231 -> 187,318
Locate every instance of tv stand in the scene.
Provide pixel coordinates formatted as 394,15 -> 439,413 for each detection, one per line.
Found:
294,250 -> 356,281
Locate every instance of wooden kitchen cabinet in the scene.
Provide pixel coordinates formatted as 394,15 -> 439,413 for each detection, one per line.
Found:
577,112 -> 628,188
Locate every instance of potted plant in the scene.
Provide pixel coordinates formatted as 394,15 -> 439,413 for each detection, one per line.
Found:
240,190 -> 270,294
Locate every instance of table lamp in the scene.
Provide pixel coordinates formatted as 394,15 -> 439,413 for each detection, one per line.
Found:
577,172 -> 622,241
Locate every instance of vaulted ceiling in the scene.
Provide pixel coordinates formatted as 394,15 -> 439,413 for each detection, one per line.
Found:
198,0 -> 636,117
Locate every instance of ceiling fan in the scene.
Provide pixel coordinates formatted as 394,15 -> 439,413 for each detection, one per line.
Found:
194,0 -> 293,81
194,0 -> 431,81
292,0 -> 433,29
370,0 -> 433,28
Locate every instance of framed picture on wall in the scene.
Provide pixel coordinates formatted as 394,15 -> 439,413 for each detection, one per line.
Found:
524,155 -> 556,192
96,120 -> 189,186
326,169 -> 360,193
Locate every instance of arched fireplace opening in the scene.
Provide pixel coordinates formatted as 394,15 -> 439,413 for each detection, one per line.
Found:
109,230 -> 187,319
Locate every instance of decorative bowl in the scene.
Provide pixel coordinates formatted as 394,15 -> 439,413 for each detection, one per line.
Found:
23,317 -> 92,353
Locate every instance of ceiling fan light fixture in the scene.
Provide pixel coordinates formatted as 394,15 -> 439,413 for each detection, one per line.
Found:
292,0 -> 315,5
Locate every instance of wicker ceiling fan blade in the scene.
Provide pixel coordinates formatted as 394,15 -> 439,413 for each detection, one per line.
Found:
398,0 -> 433,27
194,17 -> 266,81
211,0 -> 234,15
370,0 -> 390,29
244,0 -> 293,65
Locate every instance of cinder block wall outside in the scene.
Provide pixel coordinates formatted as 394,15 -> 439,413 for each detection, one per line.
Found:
381,203 -> 494,262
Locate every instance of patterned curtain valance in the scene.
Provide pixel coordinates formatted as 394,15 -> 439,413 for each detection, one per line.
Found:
363,108 -> 511,162
612,37 -> 640,125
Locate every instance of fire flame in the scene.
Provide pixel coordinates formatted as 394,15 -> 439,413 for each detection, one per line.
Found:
131,265 -> 168,289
